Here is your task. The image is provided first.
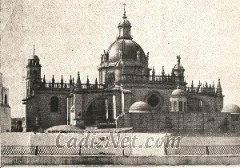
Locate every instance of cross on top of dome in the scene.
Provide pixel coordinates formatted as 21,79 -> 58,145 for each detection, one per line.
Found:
118,3 -> 132,40
32,45 -> 39,61
123,3 -> 127,19
177,55 -> 181,64
33,45 -> 36,55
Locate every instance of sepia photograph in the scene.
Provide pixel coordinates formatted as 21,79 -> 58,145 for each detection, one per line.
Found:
1,0 -> 240,166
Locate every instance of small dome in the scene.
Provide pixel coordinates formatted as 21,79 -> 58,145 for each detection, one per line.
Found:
45,125 -> 84,133
173,56 -> 184,71
173,63 -> 184,70
221,104 -> 240,114
129,101 -> 152,113
107,39 -> 145,62
171,88 -> 186,97
118,18 -> 131,27
33,55 -> 39,61
118,9 -> 131,28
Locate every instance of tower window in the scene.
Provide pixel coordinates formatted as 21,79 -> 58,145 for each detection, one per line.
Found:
4,94 -> 8,105
50,96 -> 59,112
33,70 -> 37,81
105,72 -> 115,86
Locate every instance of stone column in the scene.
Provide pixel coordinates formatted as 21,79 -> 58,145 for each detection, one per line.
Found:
70,107 -> 76,126
105,99 -> 109,120
121,85 -> 124,114
66,97 -> 69,125
112,95 -> 117,120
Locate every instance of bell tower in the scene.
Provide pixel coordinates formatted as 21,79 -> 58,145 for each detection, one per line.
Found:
26,46 -> 41,98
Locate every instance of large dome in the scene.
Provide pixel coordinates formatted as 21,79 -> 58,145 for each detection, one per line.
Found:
107,39 -> 145,62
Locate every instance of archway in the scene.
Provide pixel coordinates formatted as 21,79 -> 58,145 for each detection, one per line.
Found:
85,98 -> 109,126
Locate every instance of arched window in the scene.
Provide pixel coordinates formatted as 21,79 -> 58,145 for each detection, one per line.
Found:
4,94 -> 8,105
105,72 -> 115,86
50,96 -> 59,112
179,101 -> 183,111
173,101 -> 177,111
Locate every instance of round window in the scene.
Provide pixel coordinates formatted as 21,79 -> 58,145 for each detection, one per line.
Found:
147,94 -> 160,107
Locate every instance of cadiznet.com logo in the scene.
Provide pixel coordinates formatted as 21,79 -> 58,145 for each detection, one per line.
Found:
56,133 -> 181,149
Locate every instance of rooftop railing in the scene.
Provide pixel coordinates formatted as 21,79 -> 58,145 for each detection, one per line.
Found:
186,86 -> 216,95
121,74 -> 177,84
38,82 -> 106,91
43,83 -> 71,89
33,75 -> 217,96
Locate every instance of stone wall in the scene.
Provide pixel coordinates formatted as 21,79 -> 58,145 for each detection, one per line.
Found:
2,155 -> 240,165
26,90 -> 69,131
0,85 -> 11,132
1,132 -> 32,145
2,132 -> 240,166
2,132 -> 240,146
0,105 -> 11,132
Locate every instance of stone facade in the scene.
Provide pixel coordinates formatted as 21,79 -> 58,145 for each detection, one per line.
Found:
24,8 -> 228,134
0,72 -> 11,132
24,89 -> 69,131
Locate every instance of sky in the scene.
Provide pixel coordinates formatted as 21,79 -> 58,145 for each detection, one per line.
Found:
1,0 -> 240,118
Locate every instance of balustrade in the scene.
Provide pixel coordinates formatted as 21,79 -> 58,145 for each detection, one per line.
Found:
39,82 -> 106,90
186,86 -> 216,95
121,74 -> 176,84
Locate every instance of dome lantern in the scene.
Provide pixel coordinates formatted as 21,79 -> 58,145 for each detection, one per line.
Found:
170,86 -> 187,112
118,4 -> 132,40
172,55 -> 185,75
172,55 -> 185,85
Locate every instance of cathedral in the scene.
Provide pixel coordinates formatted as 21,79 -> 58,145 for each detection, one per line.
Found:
23,7 -> 232,134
